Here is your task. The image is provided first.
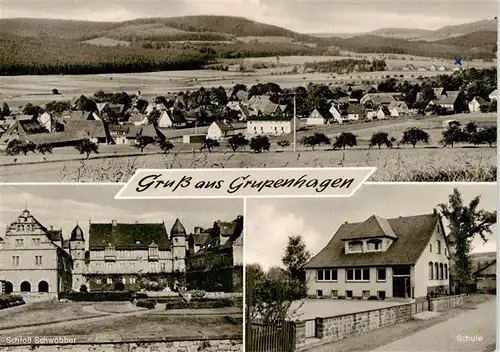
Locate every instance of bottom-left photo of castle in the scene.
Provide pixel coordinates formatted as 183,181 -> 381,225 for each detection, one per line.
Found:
0,185 -> 243,352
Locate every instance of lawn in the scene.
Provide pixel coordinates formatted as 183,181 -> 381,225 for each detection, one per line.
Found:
0,313 -> 243,343
290,299 -> 405,321
0,302 -> 106,330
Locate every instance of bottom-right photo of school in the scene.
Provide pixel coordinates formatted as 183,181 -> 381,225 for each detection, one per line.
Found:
245,183 -> 497,352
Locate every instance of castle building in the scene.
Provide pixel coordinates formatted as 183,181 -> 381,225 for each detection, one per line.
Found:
79,218 -> 187,291
0,209 -> 72,297
186,216 -> 244,292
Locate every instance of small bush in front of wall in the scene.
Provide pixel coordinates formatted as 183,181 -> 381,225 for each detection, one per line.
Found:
165,299 -> 234,310
136,299 -> 156,309
337,296 -> 345,300
191,290 -> 206,299
0,294 -> 25,310
368,296 -> 378,300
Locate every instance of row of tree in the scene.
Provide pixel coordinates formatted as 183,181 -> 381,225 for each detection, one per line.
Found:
303,59 -> 387,74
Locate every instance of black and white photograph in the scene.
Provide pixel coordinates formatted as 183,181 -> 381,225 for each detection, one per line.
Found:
0,185 -> 243,351
245,183 -> 497,352
0,1 -> 497,182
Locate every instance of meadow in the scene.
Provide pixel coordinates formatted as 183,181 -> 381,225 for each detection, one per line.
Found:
2,54 -> 495,107
0,113 -> 495,182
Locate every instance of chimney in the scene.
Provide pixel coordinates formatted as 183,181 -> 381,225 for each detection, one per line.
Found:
433,208 -> 437,216
50,225 -> 53,231
345,221 -> 348,224
112,220 -> 117,227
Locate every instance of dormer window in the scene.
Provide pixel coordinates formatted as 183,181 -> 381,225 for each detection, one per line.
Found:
348,240 -> 363,253
367,239 -> 382,251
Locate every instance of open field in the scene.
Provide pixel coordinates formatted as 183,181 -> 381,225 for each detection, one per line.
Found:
1,55 -> 495,107
0,113 -> 495,182
291,299 -> 404,320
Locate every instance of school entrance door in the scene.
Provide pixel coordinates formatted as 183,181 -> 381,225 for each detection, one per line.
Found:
392,266 -> 411,298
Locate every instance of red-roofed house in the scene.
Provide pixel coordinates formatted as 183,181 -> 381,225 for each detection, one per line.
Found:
304,210 -> 450,300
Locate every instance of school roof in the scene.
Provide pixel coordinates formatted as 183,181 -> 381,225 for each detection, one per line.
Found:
304,213 -> 440,268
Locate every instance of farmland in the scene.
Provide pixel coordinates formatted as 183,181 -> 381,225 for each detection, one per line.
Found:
2,53 -> 496,107
0,114 -> 495,182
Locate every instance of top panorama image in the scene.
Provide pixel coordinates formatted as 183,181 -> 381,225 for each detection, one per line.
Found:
0,8 -> 497,182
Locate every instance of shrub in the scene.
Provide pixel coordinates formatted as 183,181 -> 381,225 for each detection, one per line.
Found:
337,296 -> 345,300
165,299 -> 234,310
52,88 -> 59,95
213,299 -> 234,308
0,294 -> 25,309
58,291 -> 133,302
191,290 -> 206,299
114,282 -> 125,291
368,296 -> 378,300
136,299 -> 156,309
135,293 -> 148,299
79,285 -> 88,293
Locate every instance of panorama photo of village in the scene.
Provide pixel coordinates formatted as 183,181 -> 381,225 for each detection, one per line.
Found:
0,4 -> 497,182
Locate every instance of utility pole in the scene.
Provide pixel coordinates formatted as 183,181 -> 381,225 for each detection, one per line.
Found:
293,95 -> 297,152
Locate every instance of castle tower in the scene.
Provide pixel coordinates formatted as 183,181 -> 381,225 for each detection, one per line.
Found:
69,224 -> 86,291
170,218 -> 186,272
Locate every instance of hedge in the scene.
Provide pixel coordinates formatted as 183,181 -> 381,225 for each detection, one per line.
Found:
165,299 -> 234,310
58,291 -> 133,302
0,294 -> 25,310
136,299 -> 156,309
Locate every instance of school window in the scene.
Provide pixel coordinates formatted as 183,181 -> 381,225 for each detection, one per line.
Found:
362,290 -> 370,299
35,256 -> 42,266
437,240 -> 441,254
316,290 -> 323,297
377,268 -> 386,281
160,263 -> 166,271
12,256 -> 20,267
367,239 -> 382,251
346,268 -> 370,281
377,291 -> 386,300
317,269 -> 338,281
331,290 -> 338,298
346,290 -> 353,298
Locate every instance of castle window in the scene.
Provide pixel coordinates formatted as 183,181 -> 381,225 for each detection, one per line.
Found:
35,256 -> 42,266
429,262 -> 433,279
130,277 -> 136,284
15,239 -> 24,247
437,240 -> 441,254
33,238 -> 40,246
12,256 -> 20,267
348,241 -> 363,253
107,278 -> 112,284
434,263 -> 439,280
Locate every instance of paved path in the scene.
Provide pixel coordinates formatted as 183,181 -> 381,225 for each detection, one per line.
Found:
370,298 -> 496,352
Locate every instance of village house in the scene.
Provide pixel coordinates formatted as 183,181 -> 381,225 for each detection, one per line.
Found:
207,121 -> 237,140
226,101 -> 252,121
488,89 -> 497,101
128,112 -> 148,126
427,91 -> 463,113
347,104 -> 363,121
306,108 -> 333,125
186,216 -> 243,292
366,110 -> 377,120
330,104 -> 349,124
360,93 -> 398,108
70,110 -> 101,121
304,210 -> 450,300
0,209 -> 72,297
247,115 -> 299,135
65,120 -> 114,144
158,109 -> 187,128
473,260 -> 496,294
125,124 -> 167,145
0,119 -> 49,150
376,106 -> 391,120
468,97 -> 488,112
388,101 -> 409,117
108,125 -> 129,144
145,102 -> 168,115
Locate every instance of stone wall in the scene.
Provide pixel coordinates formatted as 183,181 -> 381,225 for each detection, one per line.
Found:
1,339 -> 243,352
310,304 -> 412,344
429,294 -> 465,312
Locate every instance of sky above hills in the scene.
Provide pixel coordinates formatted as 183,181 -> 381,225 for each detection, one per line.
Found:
2,0 -> 497,33
247,183 -> 497,271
